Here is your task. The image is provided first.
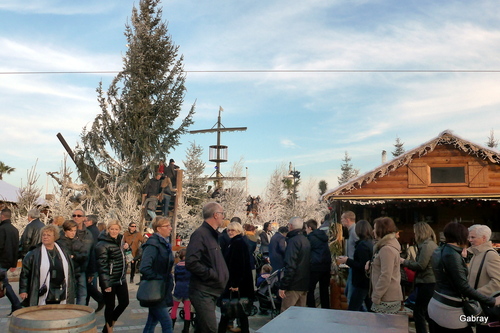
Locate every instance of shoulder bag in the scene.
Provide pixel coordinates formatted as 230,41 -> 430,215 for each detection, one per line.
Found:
137,279 -> 166,307
221,291 -> 252,318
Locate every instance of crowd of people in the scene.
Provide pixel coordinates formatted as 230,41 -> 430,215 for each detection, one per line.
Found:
3,200 -> 500,333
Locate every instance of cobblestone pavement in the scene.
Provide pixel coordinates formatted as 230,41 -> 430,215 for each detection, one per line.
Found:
0,273 -> 415,332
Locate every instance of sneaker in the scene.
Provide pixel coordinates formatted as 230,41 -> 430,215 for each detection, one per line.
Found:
96,301 -> 105,313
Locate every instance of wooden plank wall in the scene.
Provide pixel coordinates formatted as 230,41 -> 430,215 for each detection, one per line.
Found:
343,144 -> 500,197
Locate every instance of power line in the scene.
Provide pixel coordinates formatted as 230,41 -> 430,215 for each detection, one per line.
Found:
1,69 -> 500,75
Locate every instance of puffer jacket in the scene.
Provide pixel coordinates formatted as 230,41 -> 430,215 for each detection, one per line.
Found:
173,261 -> 191,299
402,238 -> 437,284
279,229 -> 311,291
307,228 -> 332,272
96,232 -> 126,290
433,243 -> 495,306
140,233 -> 174,306
370,233 -> 403,305
468,241 -> 500,296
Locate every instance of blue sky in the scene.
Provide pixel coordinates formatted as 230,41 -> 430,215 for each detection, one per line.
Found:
1,0 -> 500,197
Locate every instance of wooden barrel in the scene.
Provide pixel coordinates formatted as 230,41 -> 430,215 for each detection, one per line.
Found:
9,304 -> 96,333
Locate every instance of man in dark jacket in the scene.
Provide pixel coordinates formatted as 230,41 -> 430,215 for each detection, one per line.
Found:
269,226 -> 288,272
19,208 -> 44,259
305,219 -> 331,308
72,209 -> 94,305
142,173 -> 162,221
278,216 -> 311,312
0,208 -> 22,314
186,202 -> 229,333
84,214 -> 104,312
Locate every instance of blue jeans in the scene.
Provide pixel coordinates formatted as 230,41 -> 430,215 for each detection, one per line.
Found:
348,286 -> 371,311
144,305 -> 173,333
345,269 -> 354,304
0,268 -> 22,312
162,195 -> 171,216
76,273 -> 87,305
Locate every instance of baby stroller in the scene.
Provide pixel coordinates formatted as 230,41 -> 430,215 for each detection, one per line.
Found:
255,269 -> 283,318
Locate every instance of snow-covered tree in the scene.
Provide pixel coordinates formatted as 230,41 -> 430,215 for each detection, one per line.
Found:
12,162 -> 44,233
182,141 -> 208,207
219,159 -> 247,220
46,156 -> 91,219
294,178 -> 329,222
259,165 -> 288,225
338,151 -> 360,185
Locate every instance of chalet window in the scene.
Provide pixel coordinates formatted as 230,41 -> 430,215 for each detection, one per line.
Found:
430,167 -> 466,184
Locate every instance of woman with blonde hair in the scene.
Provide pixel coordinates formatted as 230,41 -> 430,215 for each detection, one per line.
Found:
218,222 -> 254,333
400,222 -> 437,333
20,225 -> 75,306
96,220 -> 130,332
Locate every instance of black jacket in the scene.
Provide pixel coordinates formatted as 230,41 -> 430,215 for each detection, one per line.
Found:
140,233 -> 174,306
346,239 -> 374,289
74,225 -> 94,275
57,233 -> 86,277
0,219 -> 19,269
19,244 -> 76,306
279,229 -> 311,291
186,221 -> 229,297
432,243 -> 495,306
222,234 -> 255,300
307,229 -> 331,272
96,232 -> 126,289
19,218 -> 44,259
269,232 -> 286,272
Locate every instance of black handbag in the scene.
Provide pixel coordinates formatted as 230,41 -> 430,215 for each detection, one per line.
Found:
137,279 -> 166,307
221,292 -> 251,318
462,298 -> 482,317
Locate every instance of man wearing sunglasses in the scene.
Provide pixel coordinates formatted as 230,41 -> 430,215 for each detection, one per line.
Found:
72,209 -> 94,305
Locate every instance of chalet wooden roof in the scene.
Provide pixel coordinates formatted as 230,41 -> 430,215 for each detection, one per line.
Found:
322,130 -> 500,201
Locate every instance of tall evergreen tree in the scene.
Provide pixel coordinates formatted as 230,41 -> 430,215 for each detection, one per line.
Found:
77,0 -> 195,189
338,151 -> 359,185
486,129 -> 499,149
318,180 -> 328,195
392,136 -> 405,157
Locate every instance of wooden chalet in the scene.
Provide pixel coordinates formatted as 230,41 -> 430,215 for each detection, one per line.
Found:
322,130 -> 500,242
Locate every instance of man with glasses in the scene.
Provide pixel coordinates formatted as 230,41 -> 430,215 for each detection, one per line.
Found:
72,209 -> 95,305
123,222 -> 144,284
186,202 -> 229,333
84,214 -> 105,312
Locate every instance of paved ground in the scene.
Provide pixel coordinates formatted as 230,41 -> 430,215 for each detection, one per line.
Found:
0,272 -> 415,332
